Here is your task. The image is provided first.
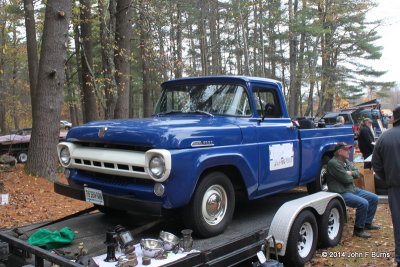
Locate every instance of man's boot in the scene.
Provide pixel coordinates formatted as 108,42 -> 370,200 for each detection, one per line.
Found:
353,227 -> 371,238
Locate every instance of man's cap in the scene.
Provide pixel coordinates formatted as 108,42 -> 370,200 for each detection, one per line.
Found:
393,106 -> 400,125
334,142 -> 353,152
363,117 -> 372,123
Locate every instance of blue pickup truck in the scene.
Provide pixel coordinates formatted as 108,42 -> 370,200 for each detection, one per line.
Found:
56,76 -> 354,237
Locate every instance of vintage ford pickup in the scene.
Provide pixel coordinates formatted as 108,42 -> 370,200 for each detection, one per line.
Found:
55,76 -> 354,237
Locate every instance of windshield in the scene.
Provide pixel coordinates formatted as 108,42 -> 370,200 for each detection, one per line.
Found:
154,84 -> 251,117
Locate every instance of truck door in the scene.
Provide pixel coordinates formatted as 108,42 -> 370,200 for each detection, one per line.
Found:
251,84 -> 300,195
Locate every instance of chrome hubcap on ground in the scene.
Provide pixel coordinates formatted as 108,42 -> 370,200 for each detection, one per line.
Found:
327,208 -> 340,239
19,153 -> 28,163
297,222 -> 313,258
202,185 -> 227,225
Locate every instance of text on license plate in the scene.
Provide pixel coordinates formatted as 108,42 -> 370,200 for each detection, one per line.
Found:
84,187 -> 104,206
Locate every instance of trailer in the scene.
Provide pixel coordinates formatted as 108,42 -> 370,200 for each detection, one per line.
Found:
0,190 -> 346,267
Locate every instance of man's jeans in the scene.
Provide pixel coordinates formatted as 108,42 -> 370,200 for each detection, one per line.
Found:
341,188 -> 378,229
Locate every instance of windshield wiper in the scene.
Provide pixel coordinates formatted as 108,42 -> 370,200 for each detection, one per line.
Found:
153,110 -> 184,116
191,110 -> 214,117
154,109 -> 214,117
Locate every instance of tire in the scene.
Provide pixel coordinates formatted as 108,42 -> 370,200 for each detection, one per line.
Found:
17,151 -> 28,163
307,156 -> 330,193
65,126 -> 71,130
183,171 -> 235,238
318,198 -> 344,248
283,210 -> 318,267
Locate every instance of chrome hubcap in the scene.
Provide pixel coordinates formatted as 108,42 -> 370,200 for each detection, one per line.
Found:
202,185 -> 227,225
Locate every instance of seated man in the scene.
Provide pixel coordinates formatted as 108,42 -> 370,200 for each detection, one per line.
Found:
326,142 -> 380,238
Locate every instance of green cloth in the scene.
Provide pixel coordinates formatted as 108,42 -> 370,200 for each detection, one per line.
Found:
27,227 -> 75,249
326,156 -> 360,193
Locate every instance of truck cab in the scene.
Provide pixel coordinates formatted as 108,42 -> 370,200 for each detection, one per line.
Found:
56,76 -> 354,237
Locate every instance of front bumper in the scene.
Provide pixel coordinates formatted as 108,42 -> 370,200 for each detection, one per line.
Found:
54,182 -> 163,216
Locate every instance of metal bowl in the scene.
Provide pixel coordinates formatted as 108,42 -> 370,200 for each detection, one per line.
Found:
159,231 -> 180,251
140,239 -> 164,258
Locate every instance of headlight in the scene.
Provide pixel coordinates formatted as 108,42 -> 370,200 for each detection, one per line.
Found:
149,156 -> 165,179
60,147 -> 71,165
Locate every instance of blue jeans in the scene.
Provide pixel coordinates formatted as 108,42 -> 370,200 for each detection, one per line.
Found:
341,188 -> 378,229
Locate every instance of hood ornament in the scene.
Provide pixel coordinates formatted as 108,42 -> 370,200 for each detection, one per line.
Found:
98,127 -> 108,138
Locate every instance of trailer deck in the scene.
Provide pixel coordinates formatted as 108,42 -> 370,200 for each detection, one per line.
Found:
0,190 -> 308,266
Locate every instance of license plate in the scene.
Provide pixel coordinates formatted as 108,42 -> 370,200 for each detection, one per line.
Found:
84,187 -> 104,206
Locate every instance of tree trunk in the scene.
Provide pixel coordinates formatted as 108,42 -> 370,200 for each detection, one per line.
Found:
209,0 -> 221,75
23,0 -> 39,117
73,23 -> 85,123
198,0 -> 209,76
288,0 -> 299,117
80,0 -> 98,123
25,0 -> 72,180
98,0 -> 118,119
114,0 -> 132,119
173,1 -> 183,78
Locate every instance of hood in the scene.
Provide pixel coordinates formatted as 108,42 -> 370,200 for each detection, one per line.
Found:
66,116 -> 243,149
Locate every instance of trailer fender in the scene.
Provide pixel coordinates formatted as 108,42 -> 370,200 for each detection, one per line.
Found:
267,192 -> 346,256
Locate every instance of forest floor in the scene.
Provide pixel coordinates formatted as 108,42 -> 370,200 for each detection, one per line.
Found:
0,164 -> 397,266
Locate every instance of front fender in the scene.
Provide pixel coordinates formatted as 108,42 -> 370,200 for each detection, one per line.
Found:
163,147 -> 258,209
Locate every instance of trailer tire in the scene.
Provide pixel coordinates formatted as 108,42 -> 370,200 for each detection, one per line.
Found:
318,198 -> 344,248
283,210 -> 318,267
183,171 -> 235,238
307,156 -> 330,193
17,151 -> 28,163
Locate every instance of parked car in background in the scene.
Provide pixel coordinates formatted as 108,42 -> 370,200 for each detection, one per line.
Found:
0,128 -> 67,163
60,120 -> 72,130
319,107 -> 384,139
319,111 -> 358,138
351,108 -> 384,136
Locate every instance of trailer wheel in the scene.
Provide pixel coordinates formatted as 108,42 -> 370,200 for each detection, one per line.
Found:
183,171 -> 235,237
284,210 -> 318,266
307,156 -> 329,193
17,151 -> 28,163
318,198 -> 344,248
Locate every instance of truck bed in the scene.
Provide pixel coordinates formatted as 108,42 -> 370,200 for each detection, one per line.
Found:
0,190 -> 307,266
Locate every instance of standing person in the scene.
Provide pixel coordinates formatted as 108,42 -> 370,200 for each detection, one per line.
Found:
358,118 -> 375,168
333,116 -> 345,127
326,142 -> 379,238
372,106 -> 400,267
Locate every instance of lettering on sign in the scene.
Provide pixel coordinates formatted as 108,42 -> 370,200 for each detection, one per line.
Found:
269,143 -> 294,171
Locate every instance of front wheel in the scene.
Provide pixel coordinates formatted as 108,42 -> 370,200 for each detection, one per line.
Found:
283,210 -> 318,267
318,198 -> 344,248
183,171 -> 235,238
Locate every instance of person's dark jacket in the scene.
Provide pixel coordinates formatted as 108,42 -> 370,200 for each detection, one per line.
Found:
326,156 -> 360,193
358,125 -> 374,157
372,125 -> 400,187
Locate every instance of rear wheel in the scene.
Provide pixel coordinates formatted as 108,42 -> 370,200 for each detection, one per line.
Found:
183,171 -> 235,237
318,199 -> 344,248
307,156 -> 330,193
283,210 -> 318,266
